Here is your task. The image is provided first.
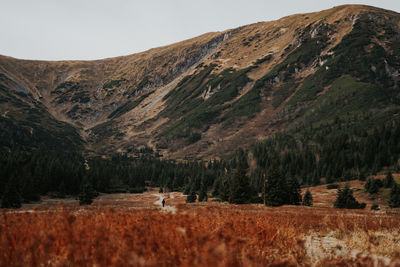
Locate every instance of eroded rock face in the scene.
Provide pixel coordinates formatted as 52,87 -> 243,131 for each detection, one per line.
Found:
1,5 -> 400,159
0,71 -> 28,93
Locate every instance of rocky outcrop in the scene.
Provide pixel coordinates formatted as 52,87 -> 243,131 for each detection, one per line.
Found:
1,5 -> 400,159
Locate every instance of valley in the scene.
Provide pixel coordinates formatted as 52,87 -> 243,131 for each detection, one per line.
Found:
1,188 -> 400,266
1,5 -> 400,159
2,4 -> 400,266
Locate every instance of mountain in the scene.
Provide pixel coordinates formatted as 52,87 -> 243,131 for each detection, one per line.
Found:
1,5 -> 400,159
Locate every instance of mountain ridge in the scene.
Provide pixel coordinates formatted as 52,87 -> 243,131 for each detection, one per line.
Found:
1,4 -> 398,62
1,4 -> 400,159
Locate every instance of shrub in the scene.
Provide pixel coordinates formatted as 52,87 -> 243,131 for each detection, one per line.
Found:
302,190 -> 313,206
188,132 -> 201,144
326,184 -> 339,189
370,203 -> 380,210
198,181 -> 208,202
129,187 -> 147,194
388,183 -> 400,208
365,178 -> 382,194
334,184 -> 365,209
186,190 -> 197,203
383,172 -> 394,188
358,172 -> 366,181
79,184 -> 97,205
254,54 -> 273,65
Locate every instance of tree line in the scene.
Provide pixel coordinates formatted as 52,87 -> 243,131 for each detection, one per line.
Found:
1,119 -> 400,209
251,118 -> 400,185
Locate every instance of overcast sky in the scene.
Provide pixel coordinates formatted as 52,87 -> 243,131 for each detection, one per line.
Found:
1,0 -> 399,61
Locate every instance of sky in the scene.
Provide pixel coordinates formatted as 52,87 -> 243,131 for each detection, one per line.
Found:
1,0 -> 399,61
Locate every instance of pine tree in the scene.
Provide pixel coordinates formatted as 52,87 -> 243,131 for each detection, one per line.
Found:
334,184 -> 365,209
211,176 -> 221,197
218,171 -> 230,201
287,176 -> 302,205
79,183 -> 96,205
264,163 -> 286,206
312,173 -> 320,186
183,178 -> 192,195
198,176 -> 208,202
229,161 -> 252,204
186,188 -> 197,203
58,180 -> 66,198
388,183 -> 400,208
172,171 -> 181,190
302,189 -> 313,206
383,172 -> 394,188
21,171 -> 40,203
365,178 -> 381,194
358,172 -> 366,181
1,177 -> 22,209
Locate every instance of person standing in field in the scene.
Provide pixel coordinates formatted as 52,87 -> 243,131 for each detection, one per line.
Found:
162,198 -> 166,207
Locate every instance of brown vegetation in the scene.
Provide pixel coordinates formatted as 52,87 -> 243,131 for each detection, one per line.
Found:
304,174 -> 400,209
1,192 -> 400,266
3,5 -> 398,159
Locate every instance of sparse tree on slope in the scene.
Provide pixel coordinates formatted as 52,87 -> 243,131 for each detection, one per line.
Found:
334,184 -> 365,209
186,188 -> 197,203
365,178 -> 381,194
383,172 -> 394,188
388,183 -> 400,208
302,189 -> 313,206
264,162 -> 286,206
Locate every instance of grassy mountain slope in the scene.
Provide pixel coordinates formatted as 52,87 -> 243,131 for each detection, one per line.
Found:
0,72 -> 82,152
0,5 -> 399,159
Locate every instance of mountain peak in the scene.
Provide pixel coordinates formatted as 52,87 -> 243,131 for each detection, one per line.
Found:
1,5 -> 399,159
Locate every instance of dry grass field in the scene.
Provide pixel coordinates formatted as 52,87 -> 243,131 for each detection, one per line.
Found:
1,190 -> 400,266
305,174 -> 400,209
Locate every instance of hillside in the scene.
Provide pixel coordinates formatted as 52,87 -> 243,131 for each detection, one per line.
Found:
1,5 -> 400,159
303,174 -> 400,209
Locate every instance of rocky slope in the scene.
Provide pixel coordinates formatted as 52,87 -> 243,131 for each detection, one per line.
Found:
1,5 -> 399,159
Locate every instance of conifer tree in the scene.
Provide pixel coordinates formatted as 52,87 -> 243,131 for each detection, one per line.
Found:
388,183 -> 400,208
383,172 -> 394,188
334,184 -> 365,209
365,178 -> 381,194
186,188 -> 197,203
218,171 -> 230,201
287,176 -> 302,205
198,176 -> 208,202
79,183 -> 96,205
312,173 -> 320,186
172,172 -> 181,191
183,177 -> 193,195
302,189 -> 313,206
264,162 -> 286,206
1,177 -> 22,209
58,181 -> 66,198
211,176 -> 221,197
229,160 -> 252,204
21,171 -> 40,202
358,172 -> 366,181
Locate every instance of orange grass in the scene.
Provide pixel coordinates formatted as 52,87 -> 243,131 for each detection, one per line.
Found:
1,193 -> 400,266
